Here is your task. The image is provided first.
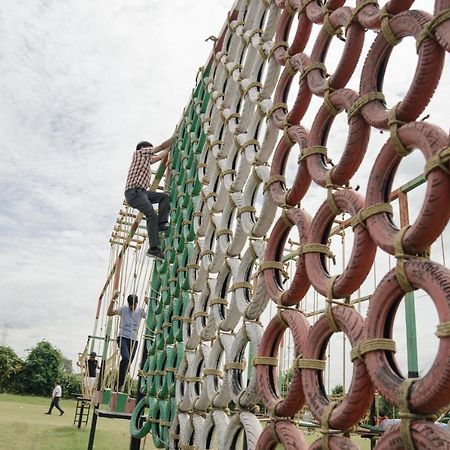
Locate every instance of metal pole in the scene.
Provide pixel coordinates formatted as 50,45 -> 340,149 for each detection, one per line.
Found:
87,408 -> 98,450
398,192 -> 419,378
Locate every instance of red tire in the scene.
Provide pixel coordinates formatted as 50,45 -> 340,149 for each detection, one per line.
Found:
269,125 -> 311,207
434,1 -> 450,52
302,305 -> 375,430
305,189 -> 376,298
256,309 -> 310,417
264,207 -> 312,306
309,435 -> 360,450
307,7 -> 365,95
353,1 -> 415,31
306,88 -> 370,187
273,1 -> 312,60
365,259 -> 450,414
255,420 -> 308,450
304,0 -> 345,24
365,122 -> 450,255
360,10 -> 445,129
271,53 -> 313,129
375,420 -> 450,449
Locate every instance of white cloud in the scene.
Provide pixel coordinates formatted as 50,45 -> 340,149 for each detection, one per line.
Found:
0,0 -> 232,361
0,0 -> 447,401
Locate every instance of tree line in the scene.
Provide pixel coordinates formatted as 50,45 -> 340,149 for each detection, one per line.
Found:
0,340 -> 81,398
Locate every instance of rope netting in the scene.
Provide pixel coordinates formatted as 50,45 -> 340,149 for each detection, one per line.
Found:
89,0 -> 450,448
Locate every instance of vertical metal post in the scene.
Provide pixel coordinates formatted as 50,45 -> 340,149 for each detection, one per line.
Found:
247,341 -> 253,384
87,408 -> 98,450
398,192 -> 419,378
78,401 -> 84,429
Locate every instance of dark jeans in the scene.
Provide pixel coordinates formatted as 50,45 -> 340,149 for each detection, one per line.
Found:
124,188 -> 169,249
117,336 -> 138,388
48,397 -> 64,414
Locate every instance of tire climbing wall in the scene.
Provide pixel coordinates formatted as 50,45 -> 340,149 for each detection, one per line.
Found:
131,1 -> 450,449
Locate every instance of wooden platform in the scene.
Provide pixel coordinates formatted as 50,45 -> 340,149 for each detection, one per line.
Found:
94,409 -> 132,420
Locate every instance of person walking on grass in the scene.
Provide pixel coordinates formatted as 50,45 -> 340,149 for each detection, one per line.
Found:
124,137 -> 173,261
45,381 -> 64,416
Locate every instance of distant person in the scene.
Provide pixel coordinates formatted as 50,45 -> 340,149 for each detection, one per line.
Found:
86,352 -> 98,396
377,410 -> 389,427
107,292 -> 148,392
124,137 -> 173,261
45,381 -> 64,416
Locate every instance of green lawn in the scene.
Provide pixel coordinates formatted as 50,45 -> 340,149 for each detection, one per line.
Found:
0,394 -> 372,449
0,393 -> 158,450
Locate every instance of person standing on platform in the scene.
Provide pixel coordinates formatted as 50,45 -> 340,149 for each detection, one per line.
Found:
107,291 -> 148,392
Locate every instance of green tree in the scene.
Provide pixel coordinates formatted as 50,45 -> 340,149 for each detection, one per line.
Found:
376,394 -> 394,418
0,346 -> 23,391
15,340 -> 63,396
60,372 -> 82,398
331,384 -> 344,396
62,357 -> 73,374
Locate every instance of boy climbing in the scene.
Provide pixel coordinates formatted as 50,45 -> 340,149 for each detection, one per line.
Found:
124,137 -> 172,260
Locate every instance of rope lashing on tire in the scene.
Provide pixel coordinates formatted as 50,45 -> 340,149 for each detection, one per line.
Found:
210,298 -> 228,306
323,80 -> 340,116
228,281 -> 253,292
284,0 -> 297,17
268,41 -> 289,60
424,146 -> 450,178
237,205 -> 256,217
301,243 -> 336,265
416,9 -> 450,51
351,203 -> 393,230
397,378 -> 439,450
344,0 -> 379,34
280,209 -> 295,227
216,228 -> 233,237
294,356 -> 326,370
388,105 -> 412,157
282,125 -> 295,148
380,6 -> 402,47
435,321 -> 450,338
224,361 -> 246,370
350,338 -> 397,361
193,311 -> 209,319
264,174 -> 286,192
298,145 -> 328,163
298,0 -> 314,16
326,184 -> 342,217
323,8 -> 343,40
240,139 -> 261,153
320,401 -> 340,450
299,62 -> 328,81
240,80 -> 263,97
268,102 -> 288,119
203,368 -> 223,377
347,91 -> 386,120
393,226 -> 430,293
259,261 -> 289,279
284,55 -> 297,77
253,356 -> 278,366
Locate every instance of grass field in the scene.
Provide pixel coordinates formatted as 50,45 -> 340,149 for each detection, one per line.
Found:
0,393 -> 158,450
0,393 -> 372,449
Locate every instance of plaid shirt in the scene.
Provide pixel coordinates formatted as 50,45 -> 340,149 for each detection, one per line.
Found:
125,147 -> 153,190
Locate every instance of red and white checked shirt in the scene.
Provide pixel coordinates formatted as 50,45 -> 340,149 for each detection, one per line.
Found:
125,147 -> 154,190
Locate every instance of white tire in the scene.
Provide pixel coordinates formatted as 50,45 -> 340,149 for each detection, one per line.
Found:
219,411 -> 262,450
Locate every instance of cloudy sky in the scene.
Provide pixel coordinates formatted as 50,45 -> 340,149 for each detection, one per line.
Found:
0,0 -> 231,362
0,0 -> 448,390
